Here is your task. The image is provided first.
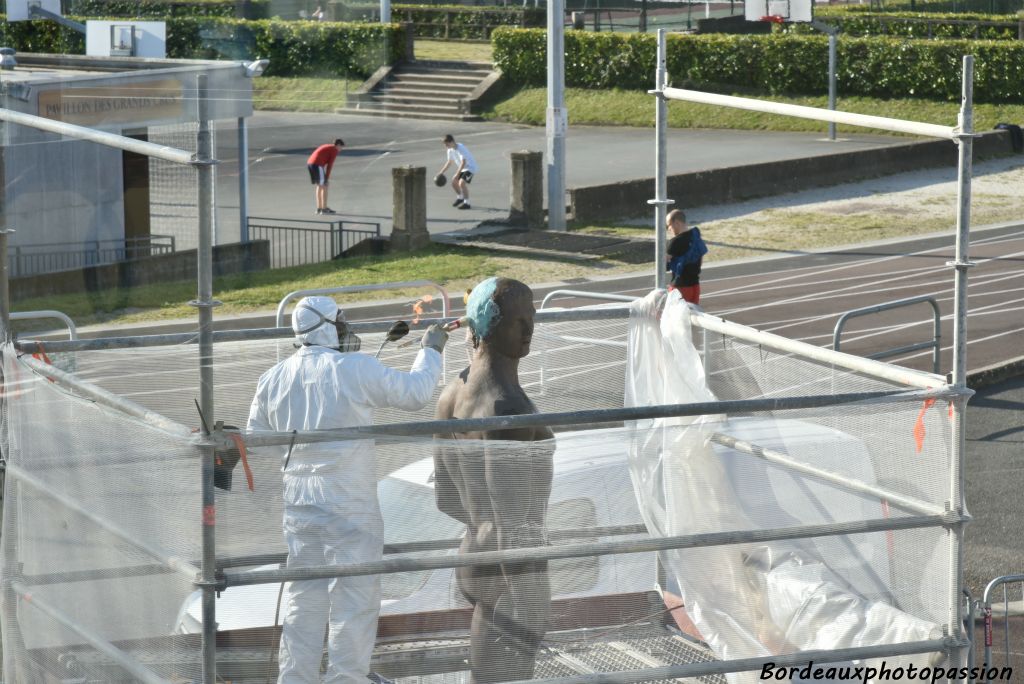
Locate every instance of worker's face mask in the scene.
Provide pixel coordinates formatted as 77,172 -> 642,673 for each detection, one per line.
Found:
295,304 -> 361,353
335,321 -> 362,353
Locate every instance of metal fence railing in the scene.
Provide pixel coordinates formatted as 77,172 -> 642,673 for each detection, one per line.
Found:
248,216 -> 382,268
977,575 -> 1024,683
833,295 -> 942,374
9,235 -> 176,278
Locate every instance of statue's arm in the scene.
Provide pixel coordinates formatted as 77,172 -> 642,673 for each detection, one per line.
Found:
433,380 -> 472,525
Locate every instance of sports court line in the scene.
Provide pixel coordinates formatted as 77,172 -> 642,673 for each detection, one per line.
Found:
701,228 -> 1024,298
756,267 -> 1024,335
792,299 -> 1024,351
713,245 -> 1024,319
709,236 -> 1024,309
886,321 -> 1024,367
700,228 -> 1024,296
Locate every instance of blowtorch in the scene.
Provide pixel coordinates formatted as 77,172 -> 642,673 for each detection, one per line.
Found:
397,317 -> 469,348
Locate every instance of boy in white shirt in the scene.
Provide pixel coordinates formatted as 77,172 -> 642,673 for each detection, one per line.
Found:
436,134 -> 479,210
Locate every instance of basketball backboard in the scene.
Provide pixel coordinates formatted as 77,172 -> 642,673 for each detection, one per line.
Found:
7,0 -> 62,22
744,0 -> 813,23
85,21 -> 167,58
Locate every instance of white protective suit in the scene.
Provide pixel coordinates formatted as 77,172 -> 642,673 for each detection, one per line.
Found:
247,296 -> 442,684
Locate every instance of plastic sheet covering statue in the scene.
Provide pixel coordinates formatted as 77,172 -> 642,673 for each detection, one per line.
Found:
625,290 -> 944,683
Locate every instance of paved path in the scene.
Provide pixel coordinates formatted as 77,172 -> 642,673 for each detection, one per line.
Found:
213,111 -> 900,238
964,374 -> 1024,598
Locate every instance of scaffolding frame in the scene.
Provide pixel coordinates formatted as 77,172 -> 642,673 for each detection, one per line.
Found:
0,48 -> 977,684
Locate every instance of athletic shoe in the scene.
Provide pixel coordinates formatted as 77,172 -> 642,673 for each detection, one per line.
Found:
321,207 -> 337,215
458,203 -> 471,210
315,209 -> 323,215
452,198 -> 464,207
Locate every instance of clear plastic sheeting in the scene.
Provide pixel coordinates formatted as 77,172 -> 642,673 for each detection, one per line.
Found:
1,344 -> 202,683
626,290 -> 951,683
148,123 -> 205,251
1,304 -> 959,684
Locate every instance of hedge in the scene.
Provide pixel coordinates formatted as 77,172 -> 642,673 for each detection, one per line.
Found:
0,15 -> 404,77
825,0 -> 1023,13
492,28 -> 1024,103
64,0 -> 270,19
805,7 -> 1021,39
329,4 -> 544,39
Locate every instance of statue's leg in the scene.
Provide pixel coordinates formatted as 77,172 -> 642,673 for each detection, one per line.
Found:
498,558 -> 551,679
466,563 -> 515,683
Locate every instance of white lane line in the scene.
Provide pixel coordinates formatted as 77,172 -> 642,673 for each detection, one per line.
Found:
886,322 -> 1024,366
756,268 -> 1024,334
700,229 -> 1024,297
797,299 -> 1024,349
713,247 -> 1024,319
716,242 -> 1024,310
683,229 -> 1024,300
612,232 -> 1022,308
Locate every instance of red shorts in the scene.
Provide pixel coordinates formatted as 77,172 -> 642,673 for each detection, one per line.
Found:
668,284 -> 700,305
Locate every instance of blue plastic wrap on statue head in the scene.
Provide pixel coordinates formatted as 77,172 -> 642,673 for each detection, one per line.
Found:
465,276 -> 502,340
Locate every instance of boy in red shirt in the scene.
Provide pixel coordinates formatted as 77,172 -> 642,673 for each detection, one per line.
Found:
307,138 -> 344,215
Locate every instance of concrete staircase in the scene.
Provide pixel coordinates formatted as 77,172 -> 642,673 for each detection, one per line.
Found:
341,61 -> 497,122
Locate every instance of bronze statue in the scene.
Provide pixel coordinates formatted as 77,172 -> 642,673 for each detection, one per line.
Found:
434,277 -> 554,683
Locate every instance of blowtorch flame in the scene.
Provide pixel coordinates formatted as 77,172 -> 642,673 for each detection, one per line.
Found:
410,294 -> 435,324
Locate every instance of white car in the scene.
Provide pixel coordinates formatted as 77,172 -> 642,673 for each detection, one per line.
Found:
175,428 -> 655,634
177,416 -> 897,638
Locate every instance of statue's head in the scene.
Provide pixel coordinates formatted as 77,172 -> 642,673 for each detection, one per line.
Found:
465,277 -> 535,358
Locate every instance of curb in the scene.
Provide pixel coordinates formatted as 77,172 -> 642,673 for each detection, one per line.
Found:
966,356 -> 1024,391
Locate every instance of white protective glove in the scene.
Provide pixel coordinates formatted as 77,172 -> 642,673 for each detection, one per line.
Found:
421,324 -> 449,353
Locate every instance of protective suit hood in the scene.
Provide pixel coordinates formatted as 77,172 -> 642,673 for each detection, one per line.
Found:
292,296 -> 342,348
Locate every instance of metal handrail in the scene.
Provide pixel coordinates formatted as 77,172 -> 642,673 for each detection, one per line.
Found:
833,295 -> 942,374
540,290 -> 639,309
980,574 -> 1024,682
248,217 -> 381,268
9,235 -> 176,278
15,305 -> 949,391
221,512 -> 957,588
275,280 -> 450,328
537,292 -> 639,391
10,310 -> 77,340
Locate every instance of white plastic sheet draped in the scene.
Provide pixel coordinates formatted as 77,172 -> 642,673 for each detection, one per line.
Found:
625,290 -> 943,683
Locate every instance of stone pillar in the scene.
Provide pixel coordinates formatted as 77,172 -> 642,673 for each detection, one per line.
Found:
509,150 -> 544,230
391,165 -> 430,251
401,22 -> 415,62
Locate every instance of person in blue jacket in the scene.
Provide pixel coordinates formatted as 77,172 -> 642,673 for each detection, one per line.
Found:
665,208 -> 708,305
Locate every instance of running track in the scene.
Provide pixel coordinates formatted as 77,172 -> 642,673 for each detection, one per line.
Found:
72,222 -> 1024,378
544,222 -> 1024,378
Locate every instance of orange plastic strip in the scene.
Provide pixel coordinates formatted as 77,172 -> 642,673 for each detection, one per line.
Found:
912,398 -> 937,453
229,432 -> 255,492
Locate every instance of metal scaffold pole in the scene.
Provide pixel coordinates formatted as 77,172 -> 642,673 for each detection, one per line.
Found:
951,58 -> 974,390
238,117 -> 249,243
547,0 -> 567,231
0,119 -> 9,343
649,29 -> 672,289
193,74 -> 221,684
827,31 -> 837,141
948,54 -> 974,670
